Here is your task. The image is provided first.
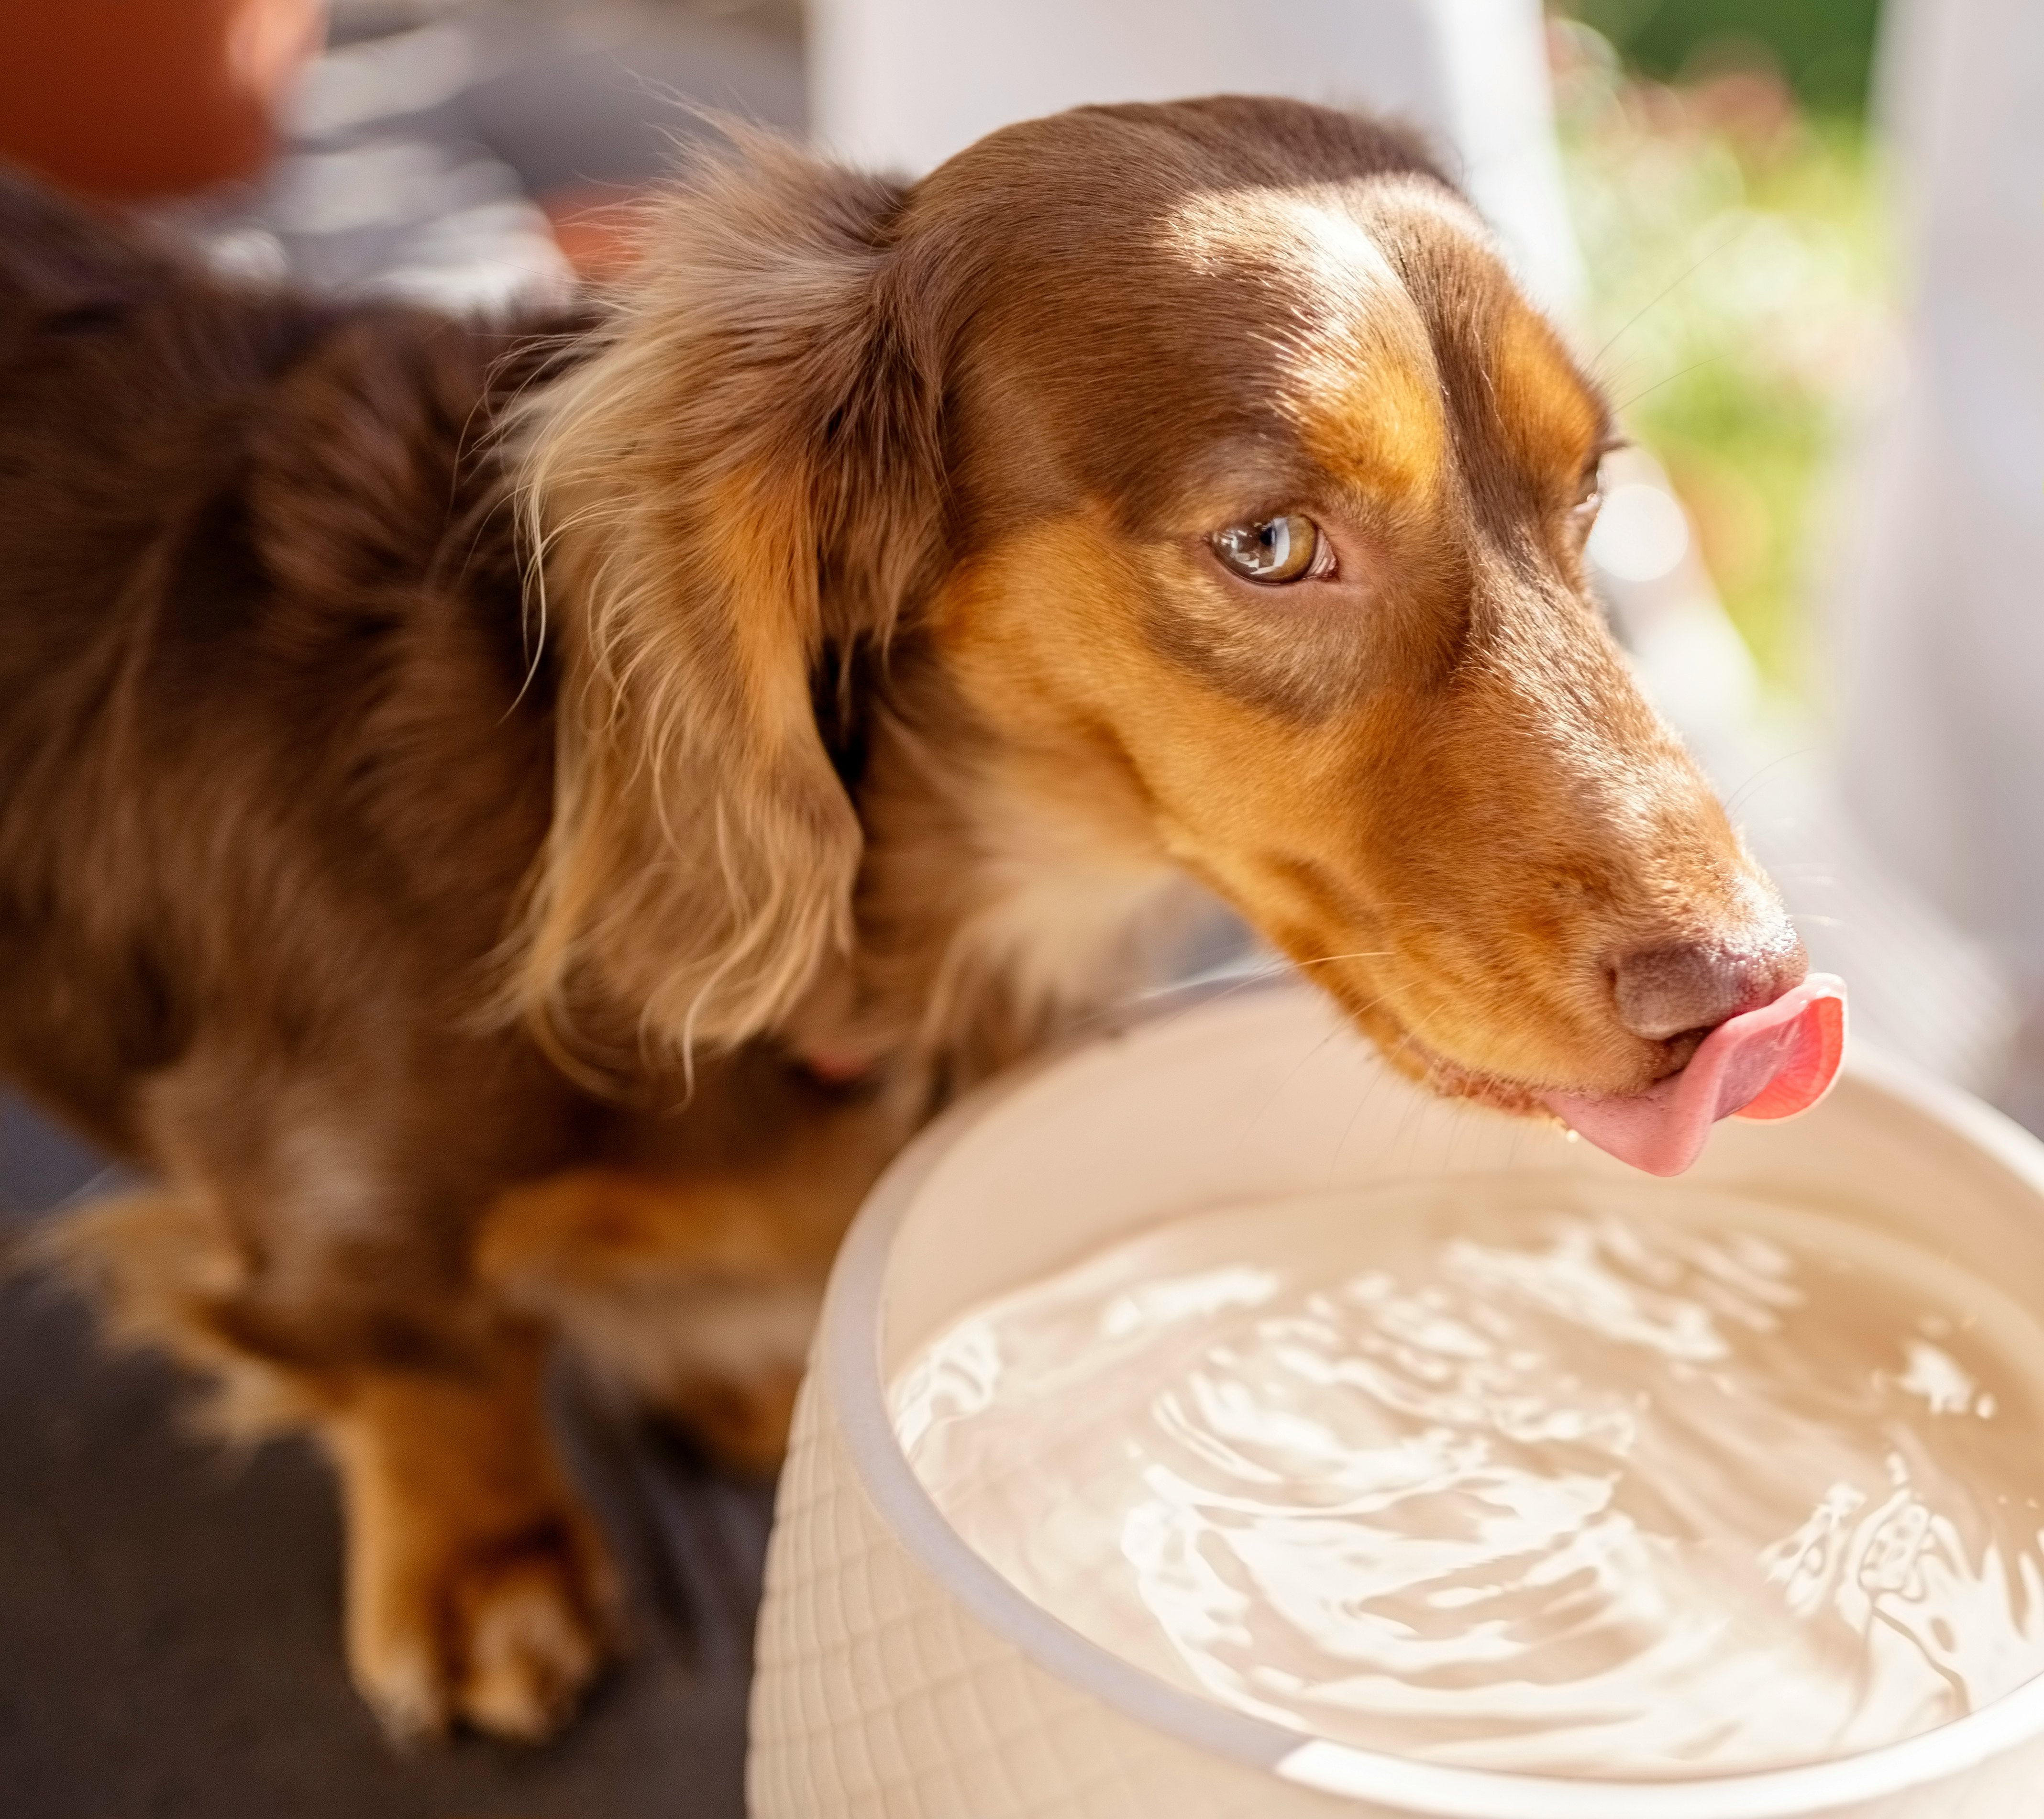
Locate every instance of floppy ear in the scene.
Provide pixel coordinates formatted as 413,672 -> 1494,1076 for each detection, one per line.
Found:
515,134 -> 941,1061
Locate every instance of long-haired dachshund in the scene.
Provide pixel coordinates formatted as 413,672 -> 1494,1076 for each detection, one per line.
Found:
0,98 -> 1809,1742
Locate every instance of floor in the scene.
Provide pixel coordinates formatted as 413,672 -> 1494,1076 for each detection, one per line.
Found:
0,1094 -> 768,1819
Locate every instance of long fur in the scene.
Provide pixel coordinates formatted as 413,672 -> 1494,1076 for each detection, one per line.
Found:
514,134 -> 944,1062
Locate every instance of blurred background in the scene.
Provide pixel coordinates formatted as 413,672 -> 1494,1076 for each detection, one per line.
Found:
1557,0 -> 1887,695
0,0 -> 1900,698
0,0 -> 1905,693
1,1 -> 2038,1813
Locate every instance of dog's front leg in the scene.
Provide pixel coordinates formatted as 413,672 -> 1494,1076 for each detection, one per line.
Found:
44,1188 -> 623,1741
317,1328 -> 622,1743
476,1097 -> 904,1473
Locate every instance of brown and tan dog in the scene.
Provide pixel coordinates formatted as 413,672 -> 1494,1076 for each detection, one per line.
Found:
0,98 -> 1805,1742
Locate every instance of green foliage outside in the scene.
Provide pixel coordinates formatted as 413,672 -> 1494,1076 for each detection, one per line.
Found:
1567,0 -> 1883,116
1551,11 -> 1893,695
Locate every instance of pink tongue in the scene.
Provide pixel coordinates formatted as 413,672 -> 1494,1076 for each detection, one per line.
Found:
1537,974 -> 1846,1177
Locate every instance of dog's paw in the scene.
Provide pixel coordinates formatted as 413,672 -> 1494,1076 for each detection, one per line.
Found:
349,1511 -> 621,1744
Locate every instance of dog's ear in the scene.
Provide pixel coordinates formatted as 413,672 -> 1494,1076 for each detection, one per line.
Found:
515,135 -> 941,1061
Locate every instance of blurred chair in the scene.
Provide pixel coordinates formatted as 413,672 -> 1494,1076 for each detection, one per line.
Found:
0,0 -> 325,198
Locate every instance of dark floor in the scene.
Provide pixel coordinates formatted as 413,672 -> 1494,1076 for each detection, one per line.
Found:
0,1095 -> 765,1819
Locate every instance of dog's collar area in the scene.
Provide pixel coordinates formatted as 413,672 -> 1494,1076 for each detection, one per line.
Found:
794,1046 -> 884,1088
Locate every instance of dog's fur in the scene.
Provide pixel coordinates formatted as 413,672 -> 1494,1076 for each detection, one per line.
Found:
0,98 -> 1800,1741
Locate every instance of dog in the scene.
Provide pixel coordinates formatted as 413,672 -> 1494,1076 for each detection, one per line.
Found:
0,96 -> 1808,1743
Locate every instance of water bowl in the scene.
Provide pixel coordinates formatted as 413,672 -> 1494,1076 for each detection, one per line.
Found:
748,983 -> 2044,1819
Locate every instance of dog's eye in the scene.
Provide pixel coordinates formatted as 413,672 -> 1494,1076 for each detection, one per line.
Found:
1211,514 -> 1329,584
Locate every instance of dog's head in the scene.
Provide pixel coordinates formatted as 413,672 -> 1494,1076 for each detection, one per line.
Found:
520,97 -> 1812,1144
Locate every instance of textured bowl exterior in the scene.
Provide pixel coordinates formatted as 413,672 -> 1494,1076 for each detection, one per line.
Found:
750,1365 -> 1366,1819
748,987 -> 2044,1819
751,1355 -> 2044,1819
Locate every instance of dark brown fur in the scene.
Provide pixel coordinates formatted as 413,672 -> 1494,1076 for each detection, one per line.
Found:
0,98 -> 1800,1741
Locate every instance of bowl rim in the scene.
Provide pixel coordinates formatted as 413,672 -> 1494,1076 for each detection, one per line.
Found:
816,980 -> 2044,1819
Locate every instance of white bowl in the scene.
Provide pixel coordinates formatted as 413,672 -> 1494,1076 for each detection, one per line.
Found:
748,983 -> 2044,1819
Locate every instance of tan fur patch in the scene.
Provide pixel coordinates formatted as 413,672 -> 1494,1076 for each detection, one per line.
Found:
1492,301 -> 1604,485
1163,189 -> 1447,506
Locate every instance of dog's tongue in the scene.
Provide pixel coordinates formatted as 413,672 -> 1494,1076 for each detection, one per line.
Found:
1538,974 -> 1846,1178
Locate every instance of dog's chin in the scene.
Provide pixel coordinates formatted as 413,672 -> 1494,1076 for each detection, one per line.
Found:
1347,1005 -> 1646,1124
1425,1034 -> 1705,1113
1413,1051 -> 1554,1117
1335,1000 -> 1555,1119
1398,1039 -> 1559,1118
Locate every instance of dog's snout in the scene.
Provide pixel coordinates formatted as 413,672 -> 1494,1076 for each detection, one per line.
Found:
1612,935 -> 1807,1043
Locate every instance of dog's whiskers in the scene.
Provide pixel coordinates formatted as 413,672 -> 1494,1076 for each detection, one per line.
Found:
1611,353 -> 1731,418
1591,220 -> 1754,373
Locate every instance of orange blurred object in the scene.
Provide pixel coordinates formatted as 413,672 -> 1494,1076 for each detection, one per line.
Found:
0,0 -> 326,200
540,186 -> 651,284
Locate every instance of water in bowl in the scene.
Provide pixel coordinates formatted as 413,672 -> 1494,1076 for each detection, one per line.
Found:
891,1177 -> 2044,1778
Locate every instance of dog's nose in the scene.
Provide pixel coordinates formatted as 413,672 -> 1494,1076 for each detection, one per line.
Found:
1612,935 -> 1806,1043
